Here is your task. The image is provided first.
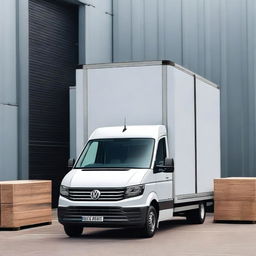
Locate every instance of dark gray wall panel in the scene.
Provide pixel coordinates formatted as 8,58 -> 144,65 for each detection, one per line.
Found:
247,0 -> 256,177
113,0 -> 132,61
204,0 -> 221,85
18,0 -> 29,180
223,0 -> 244,177
85,3 -> 112,63
131,0 -> 145,61
78,0 -> 112,64
182,0 -> 200,74
144,0 -> 158,60
29,0 -> 78,205
164,0 -> 182,64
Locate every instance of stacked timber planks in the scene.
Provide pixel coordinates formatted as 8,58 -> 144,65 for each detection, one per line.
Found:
214,178 -> 256,221
0,180 -> 52,229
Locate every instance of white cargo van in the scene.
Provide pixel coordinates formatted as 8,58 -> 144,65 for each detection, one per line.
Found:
58,61 -> 220,238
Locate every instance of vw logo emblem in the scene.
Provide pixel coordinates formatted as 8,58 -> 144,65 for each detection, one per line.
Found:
90,190 -> 101,200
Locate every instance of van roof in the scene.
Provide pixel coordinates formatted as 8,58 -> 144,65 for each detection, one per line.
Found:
89,125 -> 166,141
78,60 -> 219,89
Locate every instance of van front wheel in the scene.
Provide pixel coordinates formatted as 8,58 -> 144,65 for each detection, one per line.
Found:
64,225 -> 83,237
140,206 -> 157,238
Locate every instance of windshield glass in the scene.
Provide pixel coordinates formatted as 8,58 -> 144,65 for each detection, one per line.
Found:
75,138 -> 155,169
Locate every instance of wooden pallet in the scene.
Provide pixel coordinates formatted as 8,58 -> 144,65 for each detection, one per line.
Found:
214,178 -> 256,221
0,180 -> 52,229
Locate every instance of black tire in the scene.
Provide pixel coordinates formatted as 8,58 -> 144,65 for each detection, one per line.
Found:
140,205 -> 158,238
64,225 -> 83,237
186,203 -> 206,224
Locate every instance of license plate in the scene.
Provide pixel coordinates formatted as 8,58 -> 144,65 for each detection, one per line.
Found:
82,216 -> 104,222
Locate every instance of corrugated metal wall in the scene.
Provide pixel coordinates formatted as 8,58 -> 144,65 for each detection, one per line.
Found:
113,0 -> 256,177
0,0 -> 18,180
1,0 -> 255,181
85,0 -> 112,63
78,0 -> 113,64
0,0 -> 112,182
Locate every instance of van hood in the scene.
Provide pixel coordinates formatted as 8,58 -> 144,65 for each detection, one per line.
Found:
62,168 -> 148,188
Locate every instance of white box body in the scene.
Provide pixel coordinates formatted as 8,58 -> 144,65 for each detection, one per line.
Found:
73,61 -> 220,201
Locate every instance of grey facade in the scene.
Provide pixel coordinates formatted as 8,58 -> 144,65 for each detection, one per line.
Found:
0,0 -> 26,180
0,0 -> 112,187
0,0 -> 255,187
113,0 -> 256,178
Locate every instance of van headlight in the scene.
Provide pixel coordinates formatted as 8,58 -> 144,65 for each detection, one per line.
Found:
60,185 -> 69,197
125,185 -> 145,198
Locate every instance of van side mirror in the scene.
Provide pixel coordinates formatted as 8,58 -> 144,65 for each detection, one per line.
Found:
153,158 -> 174,173
164,158 -> 174,173
68,158 -> 75,169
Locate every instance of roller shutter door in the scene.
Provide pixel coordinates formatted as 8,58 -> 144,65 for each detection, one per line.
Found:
29,0 -> 78,206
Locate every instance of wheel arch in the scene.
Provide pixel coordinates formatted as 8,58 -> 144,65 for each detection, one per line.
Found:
145,192 -> 160,217
150,199 -> 159,217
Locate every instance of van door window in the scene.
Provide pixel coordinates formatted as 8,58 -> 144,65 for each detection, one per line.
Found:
155,138 -> 167,166
81,141 -> 99,166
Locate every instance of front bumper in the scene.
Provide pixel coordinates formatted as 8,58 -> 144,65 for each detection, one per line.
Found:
58,206 -> 148,227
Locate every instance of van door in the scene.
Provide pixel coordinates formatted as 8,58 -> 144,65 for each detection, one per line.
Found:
154,137 -> 173,220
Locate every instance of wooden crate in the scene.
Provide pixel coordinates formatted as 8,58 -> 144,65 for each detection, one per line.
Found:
214,178 -> 256,221
0,180 -> 52,229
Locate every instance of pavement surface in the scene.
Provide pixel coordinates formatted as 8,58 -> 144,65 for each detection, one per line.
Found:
0,212 -> 256,256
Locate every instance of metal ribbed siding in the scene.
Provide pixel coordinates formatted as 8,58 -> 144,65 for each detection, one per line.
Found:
113,0 -> 256,178
29,0 -> 78,206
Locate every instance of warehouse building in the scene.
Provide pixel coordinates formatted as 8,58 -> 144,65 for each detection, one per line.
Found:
1,0 -> 256,204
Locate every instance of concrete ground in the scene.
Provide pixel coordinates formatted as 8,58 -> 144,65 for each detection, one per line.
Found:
1,213 -> 256,256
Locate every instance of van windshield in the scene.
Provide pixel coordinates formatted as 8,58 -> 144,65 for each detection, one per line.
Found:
75,138 -> 155,169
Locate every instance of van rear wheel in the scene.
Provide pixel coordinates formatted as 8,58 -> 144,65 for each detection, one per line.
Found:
140,205 -> 157,238
64,225 -> 83,237
186,203 -> 206,224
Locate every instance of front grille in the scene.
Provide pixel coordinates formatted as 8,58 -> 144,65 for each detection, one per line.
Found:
68,188 -> 126,201
59,206 -> 144,223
